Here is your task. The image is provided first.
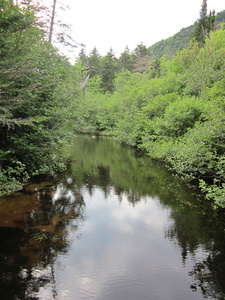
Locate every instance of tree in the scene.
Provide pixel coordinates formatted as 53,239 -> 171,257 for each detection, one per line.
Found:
13,0 -> 51,38
134,42 -> 148,57
49,0 -> 57,43
119,46 -> 135,71
133,42 -> 151,73
77,46 -> 88,66
200,0 -> 207,19
0,1 -> 79,195
87,47 -> 101,78
0,0 -> 38,126
193,0 -> 216,46
149,59 -> 161,78
100,48 -> 119,93
15,0 -> 78,50
208,10 -> 216,33
133,55 -> 152,73
47,0 -> 79,51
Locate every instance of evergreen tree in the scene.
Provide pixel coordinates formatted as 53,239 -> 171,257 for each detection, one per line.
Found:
149,59 -> 161,78
100,48 -> 118,93
208,10 -> 216,32
134,42 -> 148,57
0,1 -> 79,194
77,46 -> 88,66
87,47 -> 101,78
193,0 -> 216,46
119,46 -> 135,71
200,0 -> 207,19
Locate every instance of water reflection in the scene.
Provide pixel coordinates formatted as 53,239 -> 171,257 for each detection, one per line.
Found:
0,134 -> 225,299
0,180 -> 84,299
166,209 -> 225,299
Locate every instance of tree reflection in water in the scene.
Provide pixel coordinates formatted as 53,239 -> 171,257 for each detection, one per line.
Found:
69,135 -> 225,300
165,209 -> 225,299
0,179 -> 85,300
1,135 -> 225,299
189,250 -> 225,299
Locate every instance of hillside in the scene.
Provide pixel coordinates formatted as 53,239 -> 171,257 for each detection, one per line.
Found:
148,10 -> 225,59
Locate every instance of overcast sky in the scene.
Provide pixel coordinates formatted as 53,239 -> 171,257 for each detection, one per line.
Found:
57,0 -> 225,57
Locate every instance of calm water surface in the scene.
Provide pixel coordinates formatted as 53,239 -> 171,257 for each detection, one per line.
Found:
0,135 -> 225,300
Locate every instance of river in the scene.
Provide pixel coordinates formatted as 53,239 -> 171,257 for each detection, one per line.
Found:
0,135 -> 225,300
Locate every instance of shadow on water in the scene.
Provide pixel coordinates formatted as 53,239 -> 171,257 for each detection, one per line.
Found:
0,179 -> 85,299
0,134 -> 225,299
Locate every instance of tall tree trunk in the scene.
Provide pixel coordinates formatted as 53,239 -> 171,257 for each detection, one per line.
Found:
49,0 -> 57,44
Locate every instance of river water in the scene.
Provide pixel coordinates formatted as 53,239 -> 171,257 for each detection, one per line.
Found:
0,135 -> 225,300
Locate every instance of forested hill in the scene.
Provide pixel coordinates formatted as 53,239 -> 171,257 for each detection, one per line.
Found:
148,10 -> 225,59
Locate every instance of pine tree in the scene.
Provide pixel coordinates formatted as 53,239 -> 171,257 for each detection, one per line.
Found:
77,46 -> 88,66
200,0 -> 207,19
100,48 -> 119,93
134,42 -> 148,57
119,46 -> 135,71
193,0 -> 216,47
87,47 -> 101,77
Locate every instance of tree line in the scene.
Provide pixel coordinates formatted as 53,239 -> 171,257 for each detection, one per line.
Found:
1,0 -> 225,209
72,1 -> 225,209
76,42 -> 161,93
75,0 -> 219,94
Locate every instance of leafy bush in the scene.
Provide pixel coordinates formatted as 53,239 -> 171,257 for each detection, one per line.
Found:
154,97 -> 204,138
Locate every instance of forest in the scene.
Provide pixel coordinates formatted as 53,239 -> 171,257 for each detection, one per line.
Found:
1,0 -> 225,209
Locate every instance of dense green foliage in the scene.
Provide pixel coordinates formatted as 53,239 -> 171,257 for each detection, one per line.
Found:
76,43 -> 155,94
73,26 -> 225,209
1,0 -> 225,209
0,0 -> 81,195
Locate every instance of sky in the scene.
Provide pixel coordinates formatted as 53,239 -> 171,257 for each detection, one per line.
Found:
57,0 -> 225,58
